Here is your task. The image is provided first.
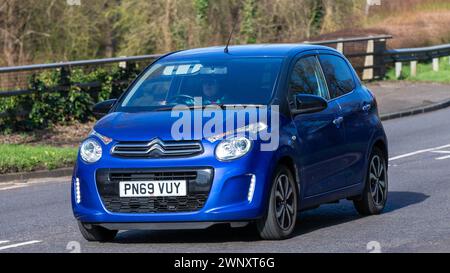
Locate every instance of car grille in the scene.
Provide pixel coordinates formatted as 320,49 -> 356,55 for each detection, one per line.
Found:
100,195 -> 209,214
110,138 -> 203,158
96,168 -> 213,213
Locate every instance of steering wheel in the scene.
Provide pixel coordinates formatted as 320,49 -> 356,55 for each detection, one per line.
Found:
167,94 -> 196,104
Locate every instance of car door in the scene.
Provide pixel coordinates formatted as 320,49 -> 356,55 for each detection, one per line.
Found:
288,55 -> 348,197
318,53 -> 374,187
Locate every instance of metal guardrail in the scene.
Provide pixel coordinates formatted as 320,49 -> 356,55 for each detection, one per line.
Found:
0,54 -> 163,119
0,54 -> 161,98
385,43 -> 450,62
0,54 -> 162,73
384,43 -> 450,78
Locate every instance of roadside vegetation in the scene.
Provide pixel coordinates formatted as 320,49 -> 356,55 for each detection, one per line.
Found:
0,67 -> 139,132
1,0 -> 449,67
386,57 -> 450,83
0,121 -> 89,174
0,0 -> 364,66
362,0 -> 450,48
0,144 -> 77,174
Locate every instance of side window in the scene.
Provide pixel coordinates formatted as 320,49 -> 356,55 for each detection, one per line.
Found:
288,56 -> 329,104
319,54 -> 356,99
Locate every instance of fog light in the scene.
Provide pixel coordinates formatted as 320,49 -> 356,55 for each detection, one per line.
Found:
248,174 -> 256,202
75,178 -> 81,204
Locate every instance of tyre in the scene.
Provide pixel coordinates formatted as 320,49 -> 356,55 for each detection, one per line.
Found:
257,165 -> 298,240
353,147 -> 388,215
77,221 -> 118,242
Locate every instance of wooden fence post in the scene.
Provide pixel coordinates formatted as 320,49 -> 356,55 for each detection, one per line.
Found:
336,38 -> 344,53
59,67 -> 71,96
119,56 -> 127,68
362,37 -> 374,80
374,37 -> 387,79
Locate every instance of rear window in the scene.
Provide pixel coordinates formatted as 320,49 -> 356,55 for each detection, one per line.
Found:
319,55 -> 356,99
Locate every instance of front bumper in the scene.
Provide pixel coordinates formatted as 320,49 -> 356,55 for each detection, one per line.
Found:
71,145 -> 275,225
97,221 -> 249,230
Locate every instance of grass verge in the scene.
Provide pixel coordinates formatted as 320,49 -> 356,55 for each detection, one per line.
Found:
386,57 -> 450,83
0,144 -> 78,174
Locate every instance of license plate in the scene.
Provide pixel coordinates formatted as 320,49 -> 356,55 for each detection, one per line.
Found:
119,181 -> 187,197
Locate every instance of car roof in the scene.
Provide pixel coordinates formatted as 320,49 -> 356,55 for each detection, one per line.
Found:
164,44 -> 337,60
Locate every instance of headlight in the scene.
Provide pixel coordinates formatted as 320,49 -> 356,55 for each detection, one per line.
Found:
206,122 -> 267,143
80,138 -> 102,163
215,136 -> 252,161
90,130 -> 112,145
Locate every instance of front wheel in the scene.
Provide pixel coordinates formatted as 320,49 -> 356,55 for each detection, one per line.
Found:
257,165 -> 298,240
77,221 -> 118,242
353,147 -> 388,215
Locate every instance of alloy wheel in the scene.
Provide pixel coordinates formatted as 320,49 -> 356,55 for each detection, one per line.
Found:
369,155 -> 387,206
275,174 -> 295,230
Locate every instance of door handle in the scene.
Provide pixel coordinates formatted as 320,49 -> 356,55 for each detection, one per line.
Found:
362,103 -> 372,112
333,116 -> 344,127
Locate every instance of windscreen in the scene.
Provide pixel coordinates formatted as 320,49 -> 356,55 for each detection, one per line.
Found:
118,57 -> 283,111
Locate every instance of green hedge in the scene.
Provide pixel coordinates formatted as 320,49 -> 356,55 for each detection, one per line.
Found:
0,64 -> 141,132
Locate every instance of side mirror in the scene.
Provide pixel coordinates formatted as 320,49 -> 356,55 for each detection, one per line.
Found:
93,99 -> 117,119
291,94 -> 328,115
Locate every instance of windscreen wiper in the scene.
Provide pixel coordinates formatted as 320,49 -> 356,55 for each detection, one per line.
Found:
153,104 -> 223,111
153,104 -> 263,111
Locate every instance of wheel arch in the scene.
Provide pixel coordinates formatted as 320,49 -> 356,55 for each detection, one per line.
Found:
276,155 -> 302,204
371,138 -> 388,168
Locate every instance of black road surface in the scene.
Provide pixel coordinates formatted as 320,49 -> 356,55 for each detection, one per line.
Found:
1,107 -> 450,253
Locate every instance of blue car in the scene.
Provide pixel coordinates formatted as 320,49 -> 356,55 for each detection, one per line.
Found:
72,44 -> 388,241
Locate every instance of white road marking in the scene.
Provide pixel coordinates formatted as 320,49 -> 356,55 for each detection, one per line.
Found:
431,150 -> 450,154
0,184 -> 28,191
0,240 -> 10,245
430,149 -> 450,160
0,240 -> 42,251
389,144 -> 450,161
0,177 -> 70,192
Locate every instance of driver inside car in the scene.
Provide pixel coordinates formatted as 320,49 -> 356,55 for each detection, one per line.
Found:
202,78 -> 225,105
